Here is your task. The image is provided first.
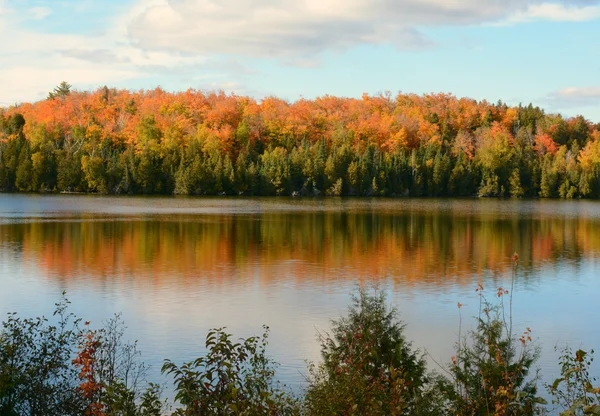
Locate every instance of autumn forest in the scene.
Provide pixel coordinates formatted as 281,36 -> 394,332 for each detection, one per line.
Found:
1,83 -> 600,198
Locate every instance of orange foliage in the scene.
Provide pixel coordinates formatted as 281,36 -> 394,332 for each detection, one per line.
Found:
73,324 -> 104,416
534,133 -> 558,156
4,88 -> 520,154
5,210 -> 600,290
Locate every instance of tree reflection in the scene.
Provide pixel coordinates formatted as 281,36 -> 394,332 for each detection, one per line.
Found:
2,208 -> 599,289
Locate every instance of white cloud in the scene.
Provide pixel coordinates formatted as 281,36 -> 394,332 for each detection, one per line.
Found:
0,7 -> 147,103
126,0 -> 516,58
2,0 -> 600,106
0,0 -> 234,105
28,6 -> 52,20
546,87 -> 600,108
125,0 -> 600,59
507,2 -> 600,23
558,87 -> 600,98
61,48 -> 129,64
0,65 -> 143,98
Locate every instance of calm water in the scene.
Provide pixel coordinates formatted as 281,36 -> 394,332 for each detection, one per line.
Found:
1,194 -> 599,392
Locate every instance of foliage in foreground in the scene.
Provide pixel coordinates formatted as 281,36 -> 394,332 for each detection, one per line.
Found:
0,287 -> 599,415
162,326 -> 300,415
0,298 -> 83,415
72,315 -> 165,415
442,284 -> 543,415
548,347 -> 600,415
304,289 -> 436,415
0,297 -> 164,416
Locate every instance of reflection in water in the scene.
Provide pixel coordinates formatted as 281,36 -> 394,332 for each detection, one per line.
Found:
2,210 -> 599,287
1,195 -> 600,392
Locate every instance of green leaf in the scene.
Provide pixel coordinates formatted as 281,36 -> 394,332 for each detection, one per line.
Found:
552,377 -> 565,390
565,367 -> 581,377
584,404 -> 600,415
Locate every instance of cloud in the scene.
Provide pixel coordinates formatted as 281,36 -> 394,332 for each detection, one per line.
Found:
0,64 -> 145,106
0,0 -> 249,105
126,0 -> 494,58
546,87 -> 600,108
2,0 -> 600,108
61,48 -> 130,64
126,0 -> 600,59
0,6 -> 146,104
506,2 -> 600,23
28,6 -> 52,20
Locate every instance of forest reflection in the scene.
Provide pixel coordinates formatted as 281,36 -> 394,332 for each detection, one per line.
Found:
2,209 -> 598,288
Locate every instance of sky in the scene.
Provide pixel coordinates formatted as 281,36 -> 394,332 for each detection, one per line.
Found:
0,0 -> 599,121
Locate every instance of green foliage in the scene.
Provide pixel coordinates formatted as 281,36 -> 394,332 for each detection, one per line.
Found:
81,155 -> 109,193
4,89 -> 600,198
15,142 -> 33,191
479,173 -> 502,197
509,169 -> 525,198
0,297 -> 84,415
260,147 -> 291,195
75,315 -> 167,415
0,131 -> 25,191
304,289 -> 433,415
0,297 -> 165,416
2,285 -> 600,415
548,347 -> 600,415
443,284 -> 544,415
162,326 -> 300,416
48,81 -> 72,100
57,151 -> 85,192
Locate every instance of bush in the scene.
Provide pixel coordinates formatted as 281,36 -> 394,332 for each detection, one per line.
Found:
73,315 -> 165,415
0,296 -> 164,416
3,282 -> 600,415
162,326 -> 299,415
548,347 -> 600,415
304,288 -> 434,415
442,283 -> 544,416
0,298 -> 84,415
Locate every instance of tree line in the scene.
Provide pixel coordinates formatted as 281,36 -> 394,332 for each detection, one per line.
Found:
1,84 -> 600,197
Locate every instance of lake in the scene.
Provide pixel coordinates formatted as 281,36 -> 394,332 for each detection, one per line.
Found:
1,194 -> 599,394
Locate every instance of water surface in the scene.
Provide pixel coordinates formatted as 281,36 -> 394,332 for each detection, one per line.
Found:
1,194 -> 599,392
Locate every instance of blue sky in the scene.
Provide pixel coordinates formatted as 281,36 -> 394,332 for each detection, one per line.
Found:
1,0 -> 599,121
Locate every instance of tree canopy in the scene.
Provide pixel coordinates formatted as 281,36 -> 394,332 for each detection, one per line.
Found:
1,87 -> 599,197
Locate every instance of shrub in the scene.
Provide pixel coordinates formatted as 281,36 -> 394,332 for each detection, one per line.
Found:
0,296 -> 164,416
442,282 -> 544,416
304,288 -> 434,415
548,347 -> 600,415
73,315 -> 165,415
162,326 -> 299,415
0,297 -> 84,415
